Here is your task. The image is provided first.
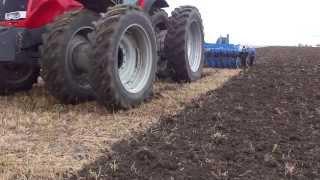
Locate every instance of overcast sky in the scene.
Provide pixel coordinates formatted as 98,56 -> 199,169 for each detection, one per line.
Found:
165,0 -> 320,46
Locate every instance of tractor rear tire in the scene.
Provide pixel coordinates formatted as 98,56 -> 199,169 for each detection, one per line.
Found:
41,10 -> 99,104
151,9 -> 171,79
151,8 -> 168,32
165,6 -> 204,82
0,62 -> 39,95
90,5 -> 157,109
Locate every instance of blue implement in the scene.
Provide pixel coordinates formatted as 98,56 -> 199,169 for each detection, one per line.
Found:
204,35 -> 256,69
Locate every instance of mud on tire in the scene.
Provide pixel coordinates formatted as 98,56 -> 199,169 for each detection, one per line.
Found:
165,6 -> 205,82
90,5 -> 157,109
151,8 -> 168,59
151,8 -> 168,32
150,9 -> 171,79
41,10 -> 99,104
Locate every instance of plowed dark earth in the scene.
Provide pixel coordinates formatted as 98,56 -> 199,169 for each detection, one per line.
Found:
69,47 -> 320,180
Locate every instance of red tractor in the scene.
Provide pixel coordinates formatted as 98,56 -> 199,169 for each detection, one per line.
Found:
0,0 -> 204,109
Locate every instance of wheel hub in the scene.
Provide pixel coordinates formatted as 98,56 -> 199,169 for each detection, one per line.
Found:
117,24 -> 153,94
71,36 -> 92,73
66,27 -> 94,88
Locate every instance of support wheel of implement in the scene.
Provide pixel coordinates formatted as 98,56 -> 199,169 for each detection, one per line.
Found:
41,10 -> 99,104
236,57 -> 242,69
241,56 -> 248,68
248,56 -> 255,67
0,62 -> 39,95
91,5 -> 157,109
165,6 -> 204,82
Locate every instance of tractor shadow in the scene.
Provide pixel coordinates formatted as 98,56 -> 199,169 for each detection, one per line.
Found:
67,47 -> 320,179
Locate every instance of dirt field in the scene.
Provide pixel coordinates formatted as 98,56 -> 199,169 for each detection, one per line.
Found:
0,67 -> 239,179
74,47 -> 320,180
1,47 -> 320,179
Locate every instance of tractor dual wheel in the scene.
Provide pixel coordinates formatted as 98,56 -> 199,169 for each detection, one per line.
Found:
151,9 -> 170,79
165,6 -> 205,82
0,62 -> 39,95
41,10 -> 99,104
151,8 -> 169,33
90,5 -> 157,109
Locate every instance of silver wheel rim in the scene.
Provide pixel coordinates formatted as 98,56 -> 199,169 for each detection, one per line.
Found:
187,21 -> 202,73
117,24 -> 153,94
236,57 -> 241,68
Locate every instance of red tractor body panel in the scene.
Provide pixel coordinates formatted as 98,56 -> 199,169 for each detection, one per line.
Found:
0,0 -> 169,28
138,0 -> 146,8
0,0 -> 168,63
0,0 -> 83,28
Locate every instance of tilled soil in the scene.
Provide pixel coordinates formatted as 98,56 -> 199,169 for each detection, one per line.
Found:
72,47 -> 320,180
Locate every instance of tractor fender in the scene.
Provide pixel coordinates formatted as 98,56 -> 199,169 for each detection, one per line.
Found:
139,0 -> 169,12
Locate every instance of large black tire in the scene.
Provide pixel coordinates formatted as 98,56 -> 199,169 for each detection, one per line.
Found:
41,10 -> 99,104
0,62 -> 39,95
165,6 -> 205,82
90,5 -> 157,109
150,9 -> 170,78
151,8 -> 168,32
151,8 -> 168,60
